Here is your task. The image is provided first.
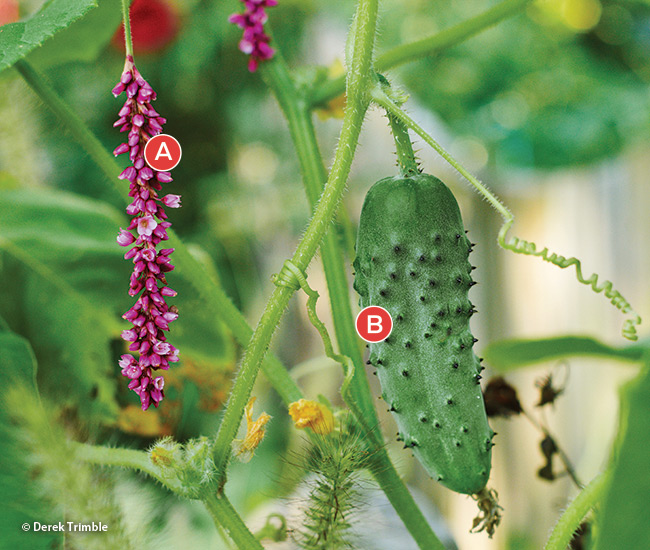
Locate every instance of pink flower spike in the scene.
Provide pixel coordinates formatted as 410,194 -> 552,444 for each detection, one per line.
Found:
113,58 -> 181,410
162,194 -> 182,208
229,0 -> 277,71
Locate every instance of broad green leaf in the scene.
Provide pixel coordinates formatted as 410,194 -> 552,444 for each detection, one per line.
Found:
0,327 -> 63,550
0,0 -> 97,73
0,240 -> 119,421
27,0 -> 123,70
0,328 -> 38,395
595,358 -> 650,549
483,336 -> 644,372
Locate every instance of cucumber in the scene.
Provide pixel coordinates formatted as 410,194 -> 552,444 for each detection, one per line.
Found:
353,173 -> 494,495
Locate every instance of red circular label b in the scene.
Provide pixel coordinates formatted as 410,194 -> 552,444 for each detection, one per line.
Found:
144,134 -> 182,171
356,306 -> 393,343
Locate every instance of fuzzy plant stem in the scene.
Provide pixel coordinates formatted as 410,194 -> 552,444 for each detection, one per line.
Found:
261,57 -> 445,550
544,473 -> 609,550
13,59 -> 303,407
261,55 -> 377,435
121,0 -> 134,57
387,112 -> 419,176
210,0 -> 379,480
311,0 -> 532,106
203,492 -> 264,550
73,442 -> 184,494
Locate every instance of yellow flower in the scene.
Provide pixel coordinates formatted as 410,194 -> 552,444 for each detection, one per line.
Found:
288,399 -> 334,435
233,397 -> 271,463
315,59 -> 346,121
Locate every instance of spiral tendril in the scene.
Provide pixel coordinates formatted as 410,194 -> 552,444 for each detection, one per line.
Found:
498,220 -> 641,341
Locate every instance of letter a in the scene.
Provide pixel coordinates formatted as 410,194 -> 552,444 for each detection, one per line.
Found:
155,141 -> 173,161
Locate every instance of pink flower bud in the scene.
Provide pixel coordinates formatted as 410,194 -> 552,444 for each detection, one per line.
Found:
117,228 -> 135,247
162,194 -> 181,208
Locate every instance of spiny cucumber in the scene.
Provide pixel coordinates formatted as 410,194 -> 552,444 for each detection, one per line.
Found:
353,173 -> 494,495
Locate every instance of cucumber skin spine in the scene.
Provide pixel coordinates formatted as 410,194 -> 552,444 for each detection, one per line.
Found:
353,173 -> 493,495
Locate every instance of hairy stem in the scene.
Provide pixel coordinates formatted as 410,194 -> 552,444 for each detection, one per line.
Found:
372,88 -> 511,219
262,55 -> 376,432
73,442 -> 184,494
544,473 -> 608,550
311,0 -> 532,106
203,492 -> 264,550
120,0 -> 134,58
210,0 -> 379,482
387,112 -> 419,176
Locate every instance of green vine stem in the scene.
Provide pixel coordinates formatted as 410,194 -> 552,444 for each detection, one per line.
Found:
310,0 -> 532,106
13,59 -> 303,407
120,0 -> 134,58
203,492 -> 264,550
372,88 -> 642,341
73,442 -> 183,494
210,0 -> 379,480
261,55 -> 447,550
544,473 -> 609,550
261,56 -> 377,425
388,112 -> 418,176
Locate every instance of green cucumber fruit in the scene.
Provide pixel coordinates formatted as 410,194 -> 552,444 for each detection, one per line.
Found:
353,173 -> 494,495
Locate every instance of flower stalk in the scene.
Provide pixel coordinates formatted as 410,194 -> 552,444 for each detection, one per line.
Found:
113,57 -> 181,410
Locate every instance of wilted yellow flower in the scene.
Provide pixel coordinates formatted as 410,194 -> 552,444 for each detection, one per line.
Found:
315,59 -> 346,121
288,399 -> 334,435
233,397 -> 271,463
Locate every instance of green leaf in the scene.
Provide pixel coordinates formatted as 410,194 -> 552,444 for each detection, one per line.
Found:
0,328 -> 38,396
595,357 -> 650,550
483,336 -> 645,372
0,326 -> 63,550
0,238 -> 120,421
0,0 -> 97,74
27,0 -> 123,70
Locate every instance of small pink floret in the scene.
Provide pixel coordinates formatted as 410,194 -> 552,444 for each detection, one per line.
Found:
137,215 -> 158,236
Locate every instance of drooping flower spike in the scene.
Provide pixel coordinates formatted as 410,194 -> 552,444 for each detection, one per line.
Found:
113,55 -> 180,411
228,0 -> 277,72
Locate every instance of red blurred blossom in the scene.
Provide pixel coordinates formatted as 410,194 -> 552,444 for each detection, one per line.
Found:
0,0 -> 19,25
112,0 -> 180,54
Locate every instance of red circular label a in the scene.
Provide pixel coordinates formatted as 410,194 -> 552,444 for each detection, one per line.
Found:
356,306 -> 393,343
144,134 -> 182,171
